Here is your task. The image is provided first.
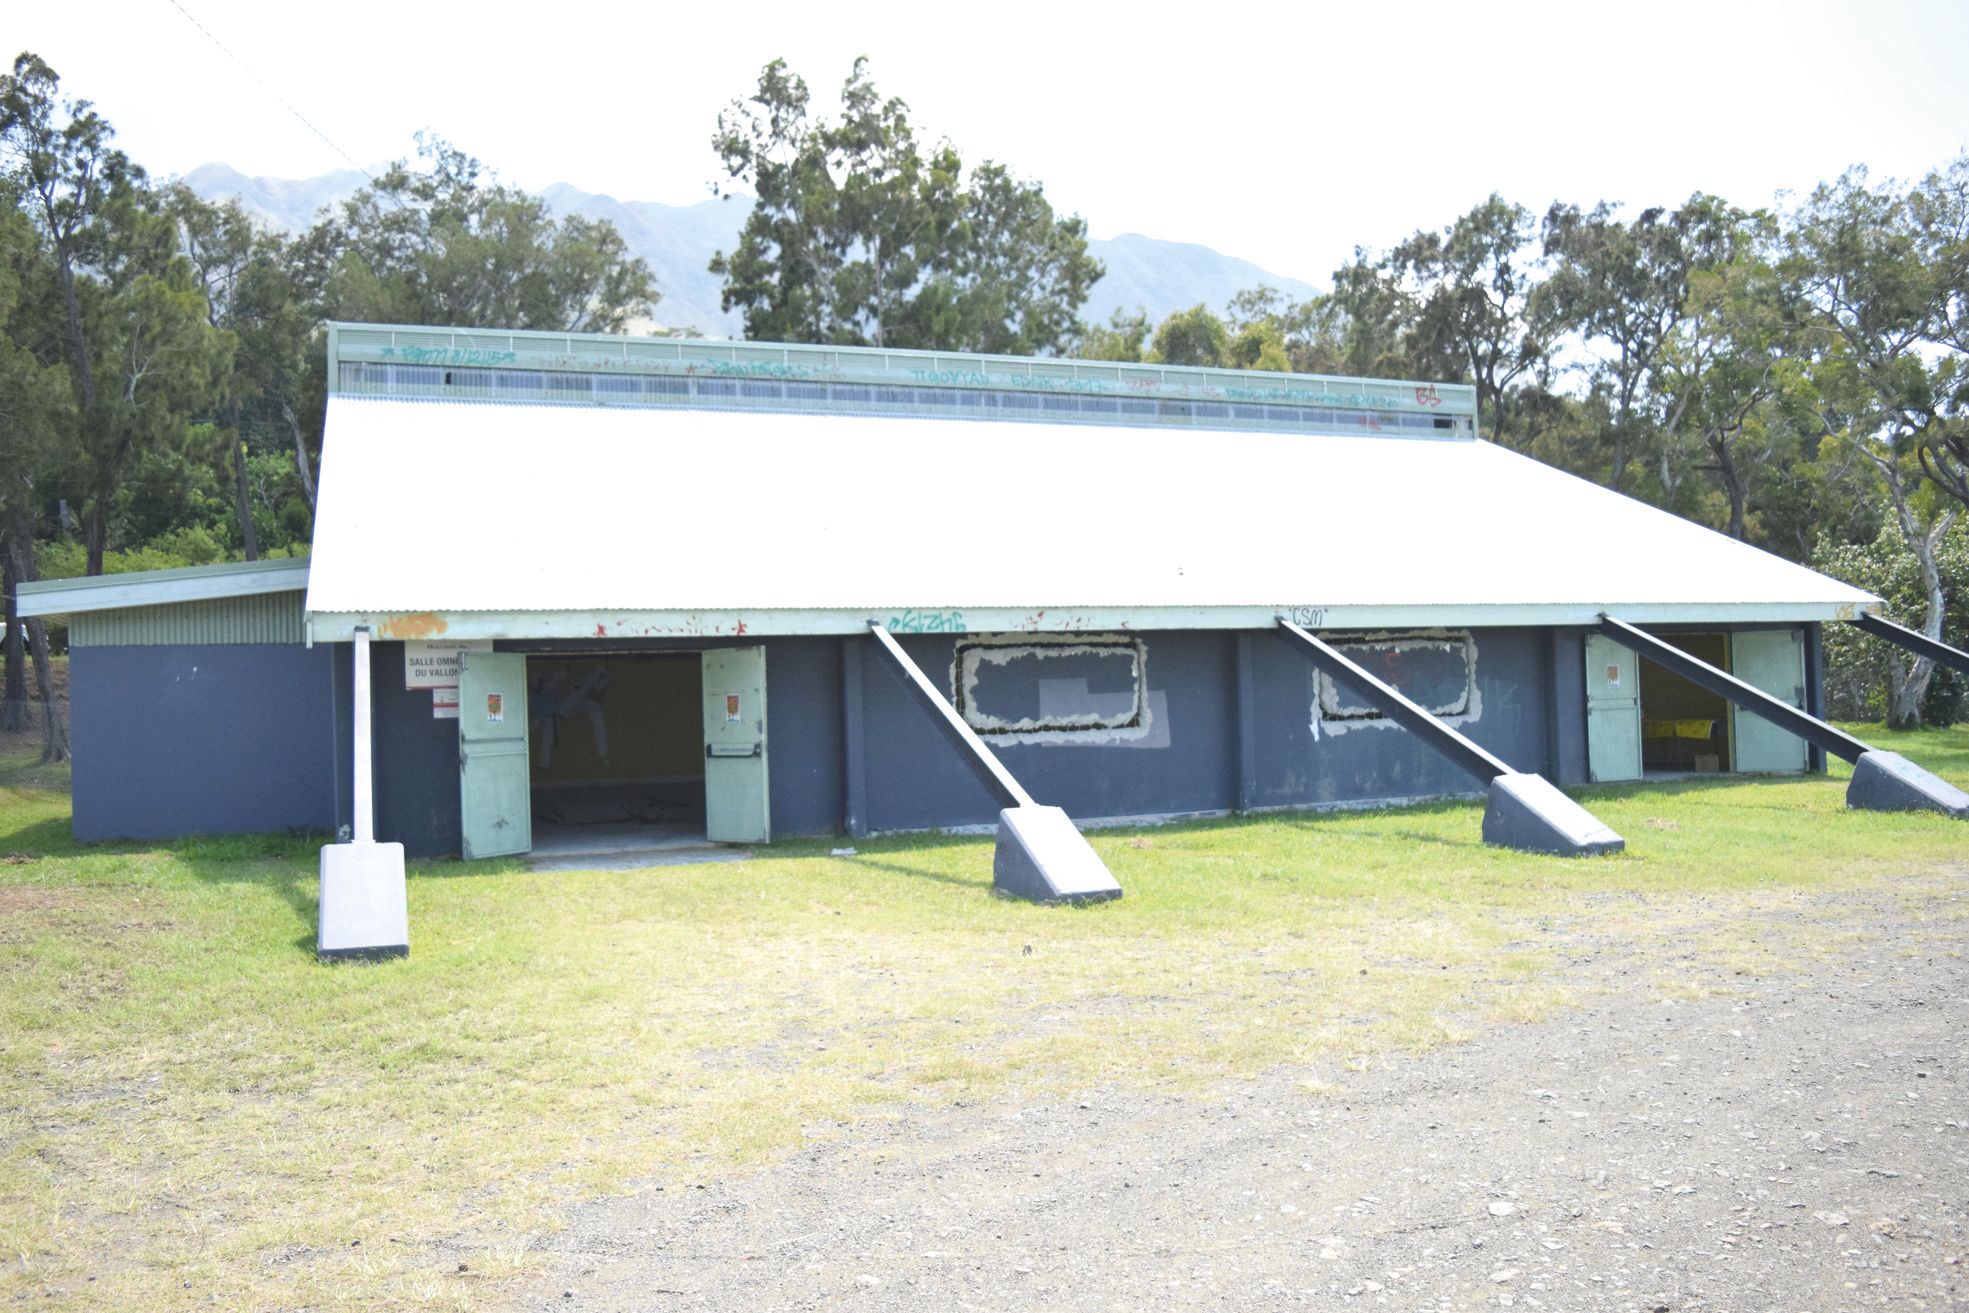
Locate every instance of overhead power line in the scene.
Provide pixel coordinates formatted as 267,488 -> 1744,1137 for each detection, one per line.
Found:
161,0 -> 376,183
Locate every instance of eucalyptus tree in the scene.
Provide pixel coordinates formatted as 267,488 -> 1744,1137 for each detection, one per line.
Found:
1648,208 -> 1788,539
168,186 -> 323,549
301,134 -> 659,333
1786,162 -> 1967,725
0,197 -> 74,754
1071,306 -> 1151,363
1224,286 -> 1342,374
2,52 -> 231,576
711,57 -> 1100,354
0,53 -> 135,433
1318,251 -> 1417,379
1385,195 -> 1558,449
168,187 -> 262,558
1147,304 -> 1229,367
1542,194 -> 1738,490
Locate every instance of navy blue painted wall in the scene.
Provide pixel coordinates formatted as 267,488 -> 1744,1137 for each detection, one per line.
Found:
366,640 -> 463,859
70,621 -> 1803,853
1546,629 -> 1590,786
848,631 -> 1240,833
1240,627 -> 1550,813
766,638 -> 845,840
70,644 -> 340,842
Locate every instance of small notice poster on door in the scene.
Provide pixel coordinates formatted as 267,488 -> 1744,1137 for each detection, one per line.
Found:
432,686 -> 460,719
1606,665 -> 1621,687
725,693 -> 741,723
486,692 -> 505,723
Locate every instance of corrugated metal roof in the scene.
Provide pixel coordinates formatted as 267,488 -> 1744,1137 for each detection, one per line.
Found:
18,557 -> 310,618
68,591 -> 306,647
302,396 -> 1877,639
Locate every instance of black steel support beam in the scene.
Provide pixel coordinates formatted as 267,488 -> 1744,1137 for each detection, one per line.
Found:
1598,615 -> 1873,764
1277,619 -> 1513,784
867,622 -> 1034,812
1849,612 -> 1969,678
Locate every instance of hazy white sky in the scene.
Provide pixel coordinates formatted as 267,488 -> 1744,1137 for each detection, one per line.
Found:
13,0 -> 1969,286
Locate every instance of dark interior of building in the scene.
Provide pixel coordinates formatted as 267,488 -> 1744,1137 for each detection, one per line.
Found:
526,653 -> 705,833
1639,632 -> 1733,773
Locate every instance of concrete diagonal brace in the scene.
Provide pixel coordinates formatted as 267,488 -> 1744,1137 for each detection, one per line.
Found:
1598,614 -> 1969,818
1848,611 -> 1969,679
865,623 -> 1122,903
1276,620 -> 1623,856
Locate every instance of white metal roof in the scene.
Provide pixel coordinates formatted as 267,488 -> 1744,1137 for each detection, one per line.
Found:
303,395 -> 1878,641
18,556 -> 310,618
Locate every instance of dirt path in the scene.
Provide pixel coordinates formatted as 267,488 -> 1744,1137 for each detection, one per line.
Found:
514,889 -> 1967,1311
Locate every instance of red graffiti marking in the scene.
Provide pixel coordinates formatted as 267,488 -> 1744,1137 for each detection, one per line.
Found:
1415,385 -> 1443,408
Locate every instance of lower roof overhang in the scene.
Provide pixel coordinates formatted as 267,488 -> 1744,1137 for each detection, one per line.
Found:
304,599 -> 1881,644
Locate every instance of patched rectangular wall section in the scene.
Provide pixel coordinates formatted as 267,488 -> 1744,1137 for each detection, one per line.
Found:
954,638 -> 1147,738
1317,634 -> 1477,721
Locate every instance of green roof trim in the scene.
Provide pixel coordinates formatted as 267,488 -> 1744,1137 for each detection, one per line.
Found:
17,557 -> 311,619
326,321 -> 1479,440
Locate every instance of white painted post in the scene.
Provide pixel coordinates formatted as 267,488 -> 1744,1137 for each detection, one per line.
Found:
352,626 -> 374,844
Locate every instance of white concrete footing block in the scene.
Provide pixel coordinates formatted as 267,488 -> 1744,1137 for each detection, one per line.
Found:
318,841 -> 409,961
992,805 -> 1123,903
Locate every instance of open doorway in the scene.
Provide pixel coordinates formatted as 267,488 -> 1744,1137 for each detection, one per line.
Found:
527,653 -> 706,858
1638,632 -> 1733,776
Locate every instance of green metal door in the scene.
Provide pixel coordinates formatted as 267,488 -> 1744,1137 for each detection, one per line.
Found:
1585,633 -> 1642,783
1732,629 -> 1809,773
459,652 -> 532,858
702,646 -> 770,843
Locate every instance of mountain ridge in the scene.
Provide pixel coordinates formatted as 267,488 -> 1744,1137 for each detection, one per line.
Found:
180,164 -> 1321,338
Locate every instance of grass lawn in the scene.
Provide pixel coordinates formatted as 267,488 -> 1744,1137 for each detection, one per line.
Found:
2,722 -> 1966,1310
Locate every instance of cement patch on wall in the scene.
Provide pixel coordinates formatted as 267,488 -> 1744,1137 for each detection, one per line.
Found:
951,633 -> 1165,747
1312,630 -> 1483,739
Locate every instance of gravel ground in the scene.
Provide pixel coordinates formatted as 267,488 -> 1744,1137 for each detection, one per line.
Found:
513,887 -> 1967,1311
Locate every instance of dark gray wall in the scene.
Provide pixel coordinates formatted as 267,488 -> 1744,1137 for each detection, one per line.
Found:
70,644 -> 340,842
1238,627 -> 1551,814
70,621 -> 1808,853
842,629 -> 1556,834
848,631 -> 1241,834
1546,629 -> 1591,786
766,638 -> 845,839
366,640 -> 463,859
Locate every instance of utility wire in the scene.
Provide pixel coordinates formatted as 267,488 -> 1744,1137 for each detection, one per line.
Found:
161,0 -> 377,184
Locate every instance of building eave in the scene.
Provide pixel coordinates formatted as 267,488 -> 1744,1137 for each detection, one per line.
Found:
303,600 -> 1881,644
18,558 -> 311,618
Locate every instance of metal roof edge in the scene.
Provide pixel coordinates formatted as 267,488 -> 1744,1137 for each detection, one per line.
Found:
303,600 -> 1882,644
18,557 -> 312,618
323,320 -> 1480,419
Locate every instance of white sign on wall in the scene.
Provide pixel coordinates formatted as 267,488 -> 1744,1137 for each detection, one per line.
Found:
405,640 -> 492,690
432,686 -> 460,720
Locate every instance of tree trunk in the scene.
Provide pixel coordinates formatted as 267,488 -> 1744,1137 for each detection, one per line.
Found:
56,254 -> 97,411
2,535 -> 65,762
26,615 -> 67,764
1867,450 -> 1952,728
231,403 -> 259,561
1715,443 -> 1748,540
1887,508 -> 1957,728
282,401 -> 317,511
1885,656 -> 1935,730
84,496 -> 107,576
1,539 -> 25,733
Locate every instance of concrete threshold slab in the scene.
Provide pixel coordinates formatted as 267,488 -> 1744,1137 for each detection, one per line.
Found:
530,847 -> 750,873
527,821 -> 748,872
